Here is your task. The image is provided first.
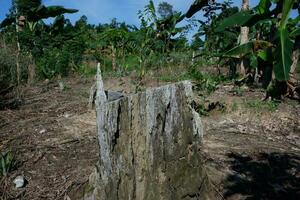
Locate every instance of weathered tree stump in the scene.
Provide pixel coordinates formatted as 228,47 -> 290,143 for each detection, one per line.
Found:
86,65 -> 204,200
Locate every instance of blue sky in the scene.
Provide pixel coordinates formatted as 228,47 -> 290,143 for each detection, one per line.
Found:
0,0 -> 297,40
1,0 -> 262,26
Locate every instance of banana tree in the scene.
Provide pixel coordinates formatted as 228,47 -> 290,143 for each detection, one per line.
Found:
0,0 -> 78,84
97,28 -> 131,72
216,0 -> 299,94
139,0 -> 188,53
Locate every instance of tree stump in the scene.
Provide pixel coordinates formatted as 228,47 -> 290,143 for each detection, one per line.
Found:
86,65 -> 204,200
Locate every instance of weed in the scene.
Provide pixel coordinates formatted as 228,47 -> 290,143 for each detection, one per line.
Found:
195,104 -> 209,116
231,102 -> 238,112
188,64 -> 228,94
0,151 -> 17,177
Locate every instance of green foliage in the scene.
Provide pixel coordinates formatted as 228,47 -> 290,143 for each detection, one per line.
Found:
0,42 -> 30,87
0,0 -> 194,83
0,151 -> 17,177
0,0 -> 79,83
1,0 -> 78,27
223,40 -> 272,58
215,0 -> 298,82
190,34 -> 204,51
189,65 -> 227,94
28,6 -> 78,22
15,0 -> 42,15
37,47 -> 70,78
191,1 -> 240,67
290,27 -> 300,37
244,99 -> 279,112
215,10 -> 255,32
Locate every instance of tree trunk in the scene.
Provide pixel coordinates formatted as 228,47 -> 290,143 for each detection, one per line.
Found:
288,36 -> 300,97
15,7 -> 21,86
27,53 -> 36,85
289,50 -> 299,83
239,0 -> 250,76
85,67 -> 206,200
111,45 -> 117,71
289,37 -> 300,83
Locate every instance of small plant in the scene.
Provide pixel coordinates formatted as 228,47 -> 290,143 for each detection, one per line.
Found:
195,103 -> 209,116
0,151 -> 17,177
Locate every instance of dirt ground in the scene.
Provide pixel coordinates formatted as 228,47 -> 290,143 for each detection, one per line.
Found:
200,85 -> 300,200
0,75 -> 299,200
0,75 -> 168,200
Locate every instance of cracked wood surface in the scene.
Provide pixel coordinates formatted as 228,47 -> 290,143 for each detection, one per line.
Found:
88,68 -> 204,199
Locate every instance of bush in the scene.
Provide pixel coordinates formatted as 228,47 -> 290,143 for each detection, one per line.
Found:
37,47 -> 71,78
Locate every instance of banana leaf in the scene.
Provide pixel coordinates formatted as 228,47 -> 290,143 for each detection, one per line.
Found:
280,0 -> 295,28
255,0 -> 272,15
185,0 -> 209,18
223,40 -> 272,58
273,0 -> 295,81
27,5 -> 78,22
290,26 -> 300,37
215,11 -> 262,32
274,29 -> 294,81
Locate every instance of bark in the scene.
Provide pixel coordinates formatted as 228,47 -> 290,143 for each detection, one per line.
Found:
27,53 -> 36,85
289,49 -> 300,83
192,51 -> 195,65
85,70 -> 205,199
239,0 -> 250,76
111,45 -> 117,71
288,37 -> 300,98
289,37 -> 300,83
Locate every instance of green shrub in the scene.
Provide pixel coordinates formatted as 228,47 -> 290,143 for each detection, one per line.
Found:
37,48 -> 71,78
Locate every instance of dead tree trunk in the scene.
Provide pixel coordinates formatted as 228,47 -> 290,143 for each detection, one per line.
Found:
86,66 -> 205,200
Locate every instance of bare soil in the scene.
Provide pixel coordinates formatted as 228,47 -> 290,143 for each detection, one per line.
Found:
200,85 -> 300,200
0,76 -> 299,200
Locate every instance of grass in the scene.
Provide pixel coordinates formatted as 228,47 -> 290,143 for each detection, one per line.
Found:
244,100 -> 279,112
156,72 -> 191,82
231,101 -> 239,112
